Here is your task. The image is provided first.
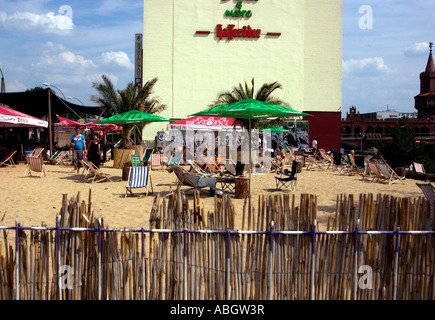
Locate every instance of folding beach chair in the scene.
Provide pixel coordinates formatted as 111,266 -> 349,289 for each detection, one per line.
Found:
275,160 -> 298,192
166,153 -> 182,167
48,150 -> 61,162
49,150 -> 68,165
187,159 -> 214,177
142,148 -> 153,165
0,150 -> 17,167
374,157 -> 405,185
413,162 -> 425,174
150,153 -> 162,170
82,160 -> 113,183
80,160 -> 93,182
171,166 -> 210,195
416,183 -> 435,207
131,154 -> 143,167
24,155 -> 47,178
125,166 -> 153,197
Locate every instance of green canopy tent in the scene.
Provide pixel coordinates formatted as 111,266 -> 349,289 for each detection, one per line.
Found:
260,126 -> 290,133
95,109 -> 170,154
190,98 -> 311,198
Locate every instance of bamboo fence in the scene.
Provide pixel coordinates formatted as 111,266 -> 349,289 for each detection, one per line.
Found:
0,190 -> 434,300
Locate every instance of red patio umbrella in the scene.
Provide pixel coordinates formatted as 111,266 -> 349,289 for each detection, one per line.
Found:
81,118 -> 122,132
0,104 -> 48,128
55,115 -> 82,127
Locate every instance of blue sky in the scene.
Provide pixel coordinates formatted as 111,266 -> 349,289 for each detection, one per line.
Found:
0,0 -> 434,116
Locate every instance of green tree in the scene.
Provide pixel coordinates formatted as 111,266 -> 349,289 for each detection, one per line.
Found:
209,78 -> 292,128
378,118 -> 416,168
90,75 -> 166,149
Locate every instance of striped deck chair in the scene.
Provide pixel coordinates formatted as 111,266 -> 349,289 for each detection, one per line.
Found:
375,158 -> 405,185
150,153 -> 162,170
0,150 -> 17,167
24,155 -> 47,178
49,150 -> 68,165
125,166 -> 153,197
416,183 -> 435,207
30,147 -> 44,158
413,162 -> 425,174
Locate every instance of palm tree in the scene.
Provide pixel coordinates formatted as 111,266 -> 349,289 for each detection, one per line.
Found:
209,78 -> 291,128
91,74 -> 167,148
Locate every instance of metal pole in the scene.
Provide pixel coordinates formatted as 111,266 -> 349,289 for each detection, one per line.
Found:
141,227 -> 146,300
98,218 -> 102,300
184,229 -> 188,300
47,89 -> 53,158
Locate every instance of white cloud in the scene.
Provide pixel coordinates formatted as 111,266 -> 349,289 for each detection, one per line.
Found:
404,42 -> 430,57
342,57 -> 391,76
0,9 -> 74,35
32,51 -> 95,70
99,51 -> 133,69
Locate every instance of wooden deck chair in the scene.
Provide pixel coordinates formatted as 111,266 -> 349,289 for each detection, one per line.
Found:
24,155 -> 47,178
375,158 -> 405,185
413,162 -> 425,174
150,153 -> 162,170
416,183 -> 435,207
187,159 -> 214,177
125,166 -> 153,197
48,150 -> 61,162
49,150 -> 68,165
80,160 -> 93,182
30,147 -> 44,160
142,148 -> 153,165
275,160 -> 298,192
84,160 -> 114,183
166,153 -> 182,167
318,148 -> 333,169
305,154 -> 328,171
131,154 -> 143,167
171,166 -> 210,195
366,160 -> 387,183
0,150 -> 17,167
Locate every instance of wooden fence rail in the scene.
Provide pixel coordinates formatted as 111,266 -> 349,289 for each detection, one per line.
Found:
0,191 -> 434,300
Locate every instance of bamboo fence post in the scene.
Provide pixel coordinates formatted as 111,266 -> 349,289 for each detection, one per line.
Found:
353,219 -> 360,300
393,227 -> 400,300
15,217 -> 19,300
310,220 -> 316,300
268,220 -> 273,300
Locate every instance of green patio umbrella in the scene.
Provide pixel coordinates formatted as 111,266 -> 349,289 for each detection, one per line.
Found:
190,98 -> 311,198
95,110 -> 170,153
260,126 -> 290,133
94,109 -> 170,125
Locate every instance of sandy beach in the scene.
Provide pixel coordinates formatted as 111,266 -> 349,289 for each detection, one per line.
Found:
0,159 -> 426,231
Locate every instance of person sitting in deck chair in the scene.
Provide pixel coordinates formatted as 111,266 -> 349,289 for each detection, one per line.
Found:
167,165 -> 235,196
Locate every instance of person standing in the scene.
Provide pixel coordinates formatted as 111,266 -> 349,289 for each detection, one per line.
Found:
70,126 -> 87,173
87,133 -> 102,168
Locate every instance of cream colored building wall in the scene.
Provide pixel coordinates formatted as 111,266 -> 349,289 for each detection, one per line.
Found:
142,0 -> 342,139
304,0 -> 343,112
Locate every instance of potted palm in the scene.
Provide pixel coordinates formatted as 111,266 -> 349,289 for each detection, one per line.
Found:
91,75 -> 167,168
